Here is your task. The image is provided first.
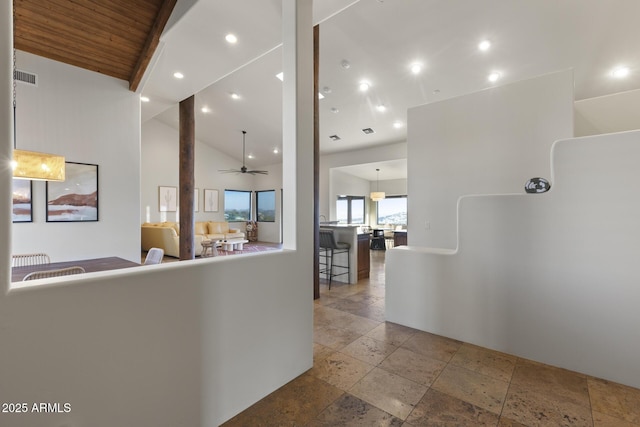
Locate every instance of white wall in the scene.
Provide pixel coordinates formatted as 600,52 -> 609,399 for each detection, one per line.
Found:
142,118 -> 253,224
574,88 -> 640,137
320,142 -> 406,220
329,169 -> 369,222
387,130 -> 640,389
1,0 -> 13,287
253,162 -> 283,243
370,178 -> 406,197
141,119 -> 284,242
0,250 -> 312,426
408,70 -> 574,249
11,52 -> 141,263
331,169 -> 370,198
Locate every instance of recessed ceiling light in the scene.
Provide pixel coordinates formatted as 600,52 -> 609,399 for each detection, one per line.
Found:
201,106 -> 211,113
341,60 -> 351,69
225,33 -> 238,44
318,93 -> 325,99
329,135 -> 341,141
359,81 -> 371,92
478,40 -> 491,51
488,71 -> 502,83
322,86 -> 332,94
247,154 -> 254,159
276,72 -> 283,81
393,121 -> 403,129
376,104 -> 386,112
611,66 -> 630,78
173,72 -> 184,79
140,96 -> 150,103
330,107 -> 339,114
230,92 -> 240,100
410,63 -> 422,74
273,148 -> 279,154
362,128 -> 375,134
432,89 -> 441,94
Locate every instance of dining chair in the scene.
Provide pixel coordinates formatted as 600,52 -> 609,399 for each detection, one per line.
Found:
12,253 -> 51,267
144,247 -> 164,265
384,229 -> 395,249
23,266 -> 86,281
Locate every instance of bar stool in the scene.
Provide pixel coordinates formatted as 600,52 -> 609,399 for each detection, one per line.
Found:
319,229 -> 351,289
370,229 -> 386,250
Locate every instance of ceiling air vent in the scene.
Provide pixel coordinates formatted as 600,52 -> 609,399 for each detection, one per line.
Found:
329,134 -> 341,141
362,127 -> 374,134
15,69 -> 38,86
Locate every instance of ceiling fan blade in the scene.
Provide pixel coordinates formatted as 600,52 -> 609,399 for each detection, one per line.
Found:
219,131 -> 269,175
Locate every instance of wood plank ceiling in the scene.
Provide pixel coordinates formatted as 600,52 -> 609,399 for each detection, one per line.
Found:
13,0 -> 176,91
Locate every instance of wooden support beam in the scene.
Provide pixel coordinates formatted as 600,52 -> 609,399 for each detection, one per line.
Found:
314,24 -> 320,299
129,0 -> 177,92
179,95 -> 195,260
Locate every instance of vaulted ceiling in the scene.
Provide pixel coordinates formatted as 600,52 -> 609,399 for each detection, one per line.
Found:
143,0 -> 640,175
11,0 -> 640,181
13,0 -> 176,91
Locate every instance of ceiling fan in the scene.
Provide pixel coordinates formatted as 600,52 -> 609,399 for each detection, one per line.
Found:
219,130 -> 268,175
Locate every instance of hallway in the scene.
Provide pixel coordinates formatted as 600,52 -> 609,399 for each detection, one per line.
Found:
223,251 -> 640,426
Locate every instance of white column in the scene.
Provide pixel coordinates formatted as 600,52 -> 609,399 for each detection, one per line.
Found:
0,0 -> 13,291
281,0 -> 314,252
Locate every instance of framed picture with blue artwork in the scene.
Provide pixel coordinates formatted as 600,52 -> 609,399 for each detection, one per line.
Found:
12,179 -> 32,223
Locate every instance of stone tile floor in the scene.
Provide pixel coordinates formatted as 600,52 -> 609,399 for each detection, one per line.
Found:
223,251 -> 640,426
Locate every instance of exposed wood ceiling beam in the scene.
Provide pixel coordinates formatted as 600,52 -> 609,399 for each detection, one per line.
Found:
129,0 -> 177,92
14,0 -> 176,92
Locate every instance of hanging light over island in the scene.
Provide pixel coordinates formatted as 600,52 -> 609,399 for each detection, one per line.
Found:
370,168 -> 385,201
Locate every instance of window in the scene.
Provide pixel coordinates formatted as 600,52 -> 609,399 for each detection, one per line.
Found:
377,195 -> 407,226
224,190 -> 251,221
256,190 -> 276,222
336,196 -> 365,224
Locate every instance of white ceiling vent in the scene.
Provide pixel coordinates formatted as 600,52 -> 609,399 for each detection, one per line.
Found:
15,69 -> 38,87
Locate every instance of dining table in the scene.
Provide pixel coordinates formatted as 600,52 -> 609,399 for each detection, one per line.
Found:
11,257 -> 141,282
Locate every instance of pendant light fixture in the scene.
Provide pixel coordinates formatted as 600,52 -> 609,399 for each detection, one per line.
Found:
11,3 -> 65,181
370,168 -> 385,201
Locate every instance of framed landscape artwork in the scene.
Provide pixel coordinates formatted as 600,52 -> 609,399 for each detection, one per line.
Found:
204,189 -> 219,212
159,186 -> 177,212
46,162 -> 99,222
12,179 -> 32,223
